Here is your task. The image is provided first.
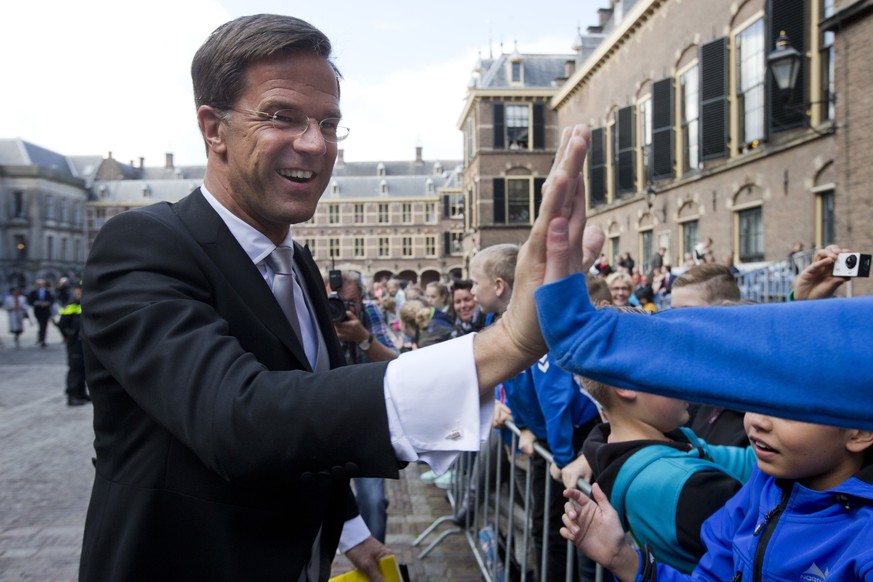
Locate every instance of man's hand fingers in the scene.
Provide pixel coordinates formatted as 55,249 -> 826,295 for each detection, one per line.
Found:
580,225 -> 606,274
544,218 -> 571,284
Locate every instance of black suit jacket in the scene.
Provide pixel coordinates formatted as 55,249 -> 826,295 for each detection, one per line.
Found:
79,190 -> 398,581
27,287 -> 54,318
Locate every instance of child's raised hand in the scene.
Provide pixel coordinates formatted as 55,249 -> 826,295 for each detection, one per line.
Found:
560,485 -> 641,581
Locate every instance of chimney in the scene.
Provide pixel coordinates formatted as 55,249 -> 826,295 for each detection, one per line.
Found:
564,59 -> 576,77
415,145 -> 423,164
336,149 -> 345,165
107,151 -> 113,160
165,152 -> 174,169
139,157 -> 145,169
598,7 -> 613,27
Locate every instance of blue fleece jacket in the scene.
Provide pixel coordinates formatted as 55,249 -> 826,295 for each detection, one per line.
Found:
502,352 -> 600,467
534,273 -> 873,431
645,464 -> 873,581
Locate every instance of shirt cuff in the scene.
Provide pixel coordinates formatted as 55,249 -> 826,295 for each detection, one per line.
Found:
383,333 -> 493,475
338,515 -> 371,553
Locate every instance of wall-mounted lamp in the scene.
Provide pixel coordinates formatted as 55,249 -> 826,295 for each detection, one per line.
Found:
768,30 -> 835,135
767,31 -> 802,99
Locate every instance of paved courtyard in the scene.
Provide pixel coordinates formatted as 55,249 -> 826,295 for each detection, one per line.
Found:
0,311 -> 480,581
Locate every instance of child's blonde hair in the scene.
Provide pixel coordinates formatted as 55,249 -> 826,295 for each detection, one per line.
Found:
470,244 -> 518,287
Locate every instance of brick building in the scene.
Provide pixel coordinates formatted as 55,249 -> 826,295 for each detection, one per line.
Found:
546,0 -> 871,295
457,43 -> 591,265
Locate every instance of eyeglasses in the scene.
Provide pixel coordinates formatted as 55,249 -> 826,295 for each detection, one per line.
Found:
610,286 -> 631,292
234,108 -> 350,142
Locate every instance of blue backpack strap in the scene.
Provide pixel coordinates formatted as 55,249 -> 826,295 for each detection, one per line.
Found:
609,444 -> 684,530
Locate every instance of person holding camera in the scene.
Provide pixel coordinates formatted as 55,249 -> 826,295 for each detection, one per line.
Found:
332,270 -> 399,366
331,270 -> 399,544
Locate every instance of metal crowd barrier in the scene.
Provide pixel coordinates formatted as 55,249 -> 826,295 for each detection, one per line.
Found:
413,420 -> 604,582
735,251 -> 813,304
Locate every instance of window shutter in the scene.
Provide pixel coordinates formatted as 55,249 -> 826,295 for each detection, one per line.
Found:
493,102 -> 505,149
443,196 -> 450,218
769,0 -> 807,133
443,232 -> 450,255
588,127 -> 606,207
700,37 -> 728,159
533,177 -> 545,218
616,106 -> 636,194
493,178 -> 506,224
532,103 -> 545,149
652,77 -> 675,180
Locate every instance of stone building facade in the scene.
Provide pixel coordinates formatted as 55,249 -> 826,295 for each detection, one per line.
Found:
294,147 -> 465,286
0,140 -> 90,291
82,147 -> 464,288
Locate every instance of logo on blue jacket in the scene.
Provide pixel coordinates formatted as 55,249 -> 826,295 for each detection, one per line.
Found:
800,563 -> 829,582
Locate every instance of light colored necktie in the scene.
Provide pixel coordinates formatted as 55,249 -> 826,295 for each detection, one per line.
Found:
266,246 -> 304,344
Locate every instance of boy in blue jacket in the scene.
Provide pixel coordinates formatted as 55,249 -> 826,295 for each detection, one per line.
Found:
560,411 -> 873,581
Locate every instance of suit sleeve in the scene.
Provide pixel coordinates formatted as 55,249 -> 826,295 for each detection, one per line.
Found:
82,207 -> 398,486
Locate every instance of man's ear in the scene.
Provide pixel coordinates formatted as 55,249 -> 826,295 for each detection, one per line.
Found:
197,105 -> 227,155
846,430 -> 873,454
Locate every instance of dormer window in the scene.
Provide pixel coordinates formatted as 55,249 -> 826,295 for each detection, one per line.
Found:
331,181 -> 340,196
377,162 -> 386,177
433,162 -> 442,175
380,179 -> 388,195
426,179 -> 434,195
511,59 -> 523,84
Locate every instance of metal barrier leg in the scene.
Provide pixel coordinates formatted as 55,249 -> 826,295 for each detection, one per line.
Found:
412,451 -> 474,558
430,423 -> 607,582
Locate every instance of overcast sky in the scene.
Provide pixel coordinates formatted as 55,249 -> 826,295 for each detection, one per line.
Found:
2,0 -> 600,166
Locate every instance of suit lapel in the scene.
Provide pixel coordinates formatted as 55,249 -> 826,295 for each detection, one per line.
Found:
173,189 -> 312,370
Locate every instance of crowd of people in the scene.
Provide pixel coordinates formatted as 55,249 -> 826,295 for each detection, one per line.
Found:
588,238 -> 752,313
339,275 -> 488,356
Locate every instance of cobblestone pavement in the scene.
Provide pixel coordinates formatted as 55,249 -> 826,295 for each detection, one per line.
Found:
0,312 -> 482,581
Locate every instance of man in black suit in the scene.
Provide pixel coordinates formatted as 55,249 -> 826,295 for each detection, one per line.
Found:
27,278 -> 53,347
79,14 -> 595,582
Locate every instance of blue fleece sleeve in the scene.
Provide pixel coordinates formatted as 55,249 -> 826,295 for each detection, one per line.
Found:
703,443 -> 757,483
502,369 -> 532,431
532,353 -> 578,467
535,273 -> 873,431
